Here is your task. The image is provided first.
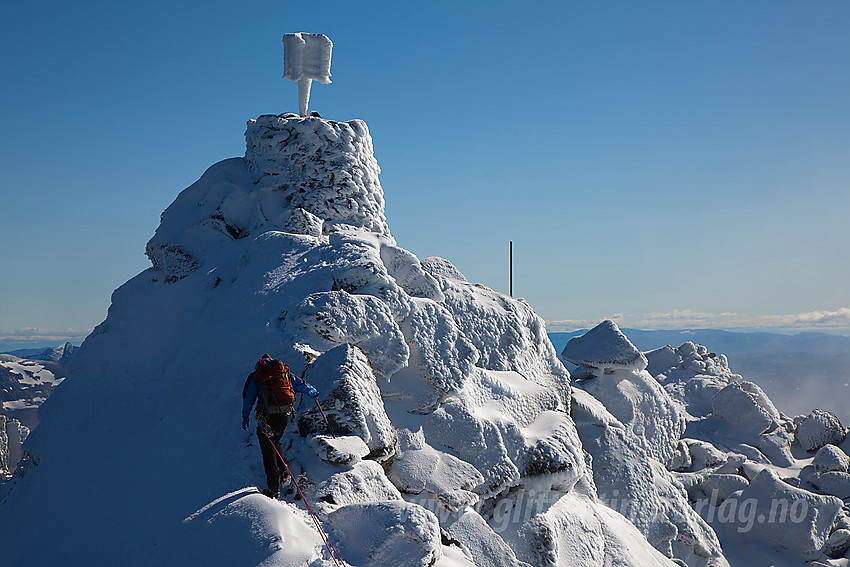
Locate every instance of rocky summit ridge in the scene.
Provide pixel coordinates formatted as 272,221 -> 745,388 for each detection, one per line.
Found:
1,114 -> 848,567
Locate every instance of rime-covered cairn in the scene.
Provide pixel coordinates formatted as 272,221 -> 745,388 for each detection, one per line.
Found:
2,115 -> 730,566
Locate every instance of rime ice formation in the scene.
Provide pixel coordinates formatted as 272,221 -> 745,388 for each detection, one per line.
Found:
796,409 -> 846,452
282,33 -> 333,117
567,321 -> 724,565
562,319 -> 647,373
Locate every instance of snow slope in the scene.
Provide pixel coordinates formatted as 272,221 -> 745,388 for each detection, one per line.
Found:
0,115 -> 679,566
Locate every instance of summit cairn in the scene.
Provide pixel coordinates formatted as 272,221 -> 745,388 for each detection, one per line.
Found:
282,32 -> 333,117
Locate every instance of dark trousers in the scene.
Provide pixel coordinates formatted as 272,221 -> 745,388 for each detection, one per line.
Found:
257,413 -> 289,490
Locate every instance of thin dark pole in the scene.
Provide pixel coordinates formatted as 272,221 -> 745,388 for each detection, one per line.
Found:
509,241 -> 513,297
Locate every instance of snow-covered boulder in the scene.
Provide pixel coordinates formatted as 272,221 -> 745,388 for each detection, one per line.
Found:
314,459 -> 402,506
710,382 -> 778,436
720,468 -> 843,559
666,440 -> 692,472
387,428 -> 483,511
697,473 -> 750,502
289,290 -> 409,379
684,438 -> 728,470
328,500 -> 442,567
307,434 -> 369,466
811,471 -> 850,499
578,367 -> 685,464
510,490 -> 681,567
298,344 -> 396,460
796,409 -> 846,452
562,320 -> 647,373
824,529 -> 850,559
812,443 -> 850,473
442,509 -> 530,567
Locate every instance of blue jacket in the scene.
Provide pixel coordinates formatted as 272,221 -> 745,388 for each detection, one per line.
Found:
242,371 -> 318,419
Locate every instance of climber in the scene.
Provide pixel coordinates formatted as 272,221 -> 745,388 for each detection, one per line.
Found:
242,354 -> 319,498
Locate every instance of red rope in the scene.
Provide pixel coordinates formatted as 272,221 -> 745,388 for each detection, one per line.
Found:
261,428 -> 346,566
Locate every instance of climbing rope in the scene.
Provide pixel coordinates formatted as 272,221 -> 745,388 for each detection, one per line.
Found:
260,427 -> 346,567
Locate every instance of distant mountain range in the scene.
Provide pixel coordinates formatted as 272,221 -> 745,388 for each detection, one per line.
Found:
2,343 -> 77,366
0,343 -> 76,477
550,329 -> 850,425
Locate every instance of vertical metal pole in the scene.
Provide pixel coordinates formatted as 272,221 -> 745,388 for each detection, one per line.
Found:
510,241 -> 513,297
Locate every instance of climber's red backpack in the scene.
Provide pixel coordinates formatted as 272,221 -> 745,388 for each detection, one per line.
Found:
254,355 -> 296,411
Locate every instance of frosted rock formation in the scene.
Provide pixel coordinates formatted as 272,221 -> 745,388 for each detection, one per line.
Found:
387,428 -> 483,511
810,470 -> 850,499
314,460 -> 402,506
297,344 -> 397,460
569,323 -> 685,464
146,115 -> 390,283
721,468 -> 843,559
647,342 -> 742,419
796,409 -> 846,452
711,382 -> 778,436
812,443 -> 850,473
562,320 -> 647,373
567,324 -> 726,565
0,416 -> 29,476
327,500 -> 442,567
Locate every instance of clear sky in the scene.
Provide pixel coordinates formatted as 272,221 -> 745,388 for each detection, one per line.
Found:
1,0 -> 849,348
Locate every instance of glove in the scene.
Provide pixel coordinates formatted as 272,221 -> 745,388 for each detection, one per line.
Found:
307,386 -> 319,399
242,416 -> 250,431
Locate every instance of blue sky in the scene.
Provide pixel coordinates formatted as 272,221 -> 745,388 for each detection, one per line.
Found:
1,1 -> 849,348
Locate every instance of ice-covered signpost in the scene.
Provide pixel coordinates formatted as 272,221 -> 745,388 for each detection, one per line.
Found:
282,32 -> 333,117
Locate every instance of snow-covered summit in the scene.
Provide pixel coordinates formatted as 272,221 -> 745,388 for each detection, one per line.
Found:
146,114 -> 389,283
1,113 -> 679,567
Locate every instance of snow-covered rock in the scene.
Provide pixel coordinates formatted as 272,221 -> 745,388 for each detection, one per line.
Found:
720,468 -> 843,559
649,342 -> 742,420
387,428 -> 483,511
307,434 -> 370,465
0,416 -> 29,476
696,473 -> 750,501
825,529 -> 850,559
328,500 -> 442,567
796,409 -> 846,452
577,366 -> 685,464
812,444 -> 850,473
711,381 -> 778,436
811,471 -> 850,499
442,508 -> 530,567
314,459 -> 402,506
511,490 -> 681,567
297,344 -> 397,460
562,320 -> 647,373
